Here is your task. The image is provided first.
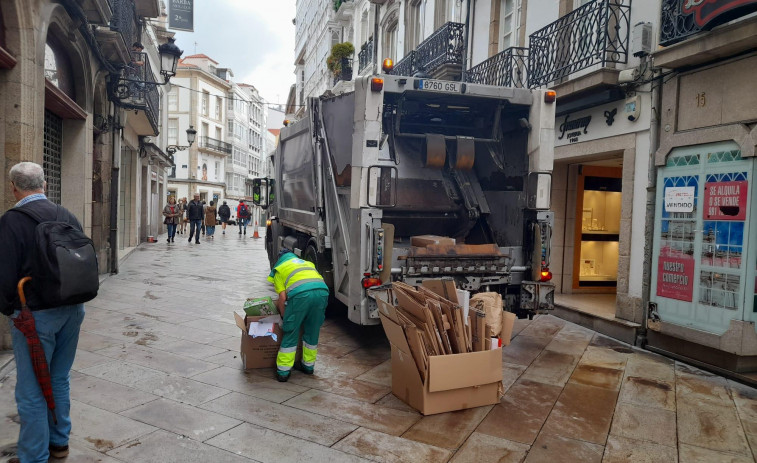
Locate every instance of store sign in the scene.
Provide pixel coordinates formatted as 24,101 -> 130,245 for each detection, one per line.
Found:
558,115 -> 592,143
657,255 -> 695,302
664,186 -> 695,212
168,0 -> 194,32
682,0 -> 757,28
704,180 -> 748,220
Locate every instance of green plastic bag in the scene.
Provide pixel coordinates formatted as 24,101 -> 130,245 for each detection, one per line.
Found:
243,296 -> 278,316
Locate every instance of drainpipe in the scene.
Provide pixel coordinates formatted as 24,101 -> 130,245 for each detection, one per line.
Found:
461,0 -> 474,82
638,60 -> 663,346
109,101 -> 121,275
373,3 -> 380,75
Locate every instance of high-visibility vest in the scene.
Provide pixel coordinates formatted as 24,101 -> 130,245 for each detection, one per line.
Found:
268,255 -> 325,296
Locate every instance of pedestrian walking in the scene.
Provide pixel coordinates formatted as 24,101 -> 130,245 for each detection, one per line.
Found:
186,194 -> 204,244
267,248 -> 329,382
237,199 -> 251,235
205,201 -> 217,238
218,201 -> 231,235
178,197 -> 188,235
201,200 -> 207,236
162,196 -> 181,243
0,162 -> 97,463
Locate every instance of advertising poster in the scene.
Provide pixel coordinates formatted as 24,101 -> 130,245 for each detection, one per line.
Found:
168,0 -> 194,32
657,254 -> 695,302
704,180 -> 748,220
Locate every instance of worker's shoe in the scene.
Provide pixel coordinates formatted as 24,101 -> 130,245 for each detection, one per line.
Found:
49,444 -> 69,458
294,362 -> 314,375
276,372 -> 290,382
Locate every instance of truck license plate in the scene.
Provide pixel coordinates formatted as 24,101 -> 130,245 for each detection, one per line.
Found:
418,79 -> 461,93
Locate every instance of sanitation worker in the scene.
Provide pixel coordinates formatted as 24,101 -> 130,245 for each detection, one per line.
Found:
268,248 -> 330,382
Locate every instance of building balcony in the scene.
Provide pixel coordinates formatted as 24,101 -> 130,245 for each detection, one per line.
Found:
78,0 -> 113,25
528,0 -> 631,92
94,0 -> 138,65
389,22 -> 465,80
199,136 -> 232,154
114,51 -> 160,135
358,37 -> 374,74
466,47 -> 529,88
332,57 -> 354,86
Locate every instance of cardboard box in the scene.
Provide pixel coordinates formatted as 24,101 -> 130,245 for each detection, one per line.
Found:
410,235 -> 456,247
380,309 -> 502,415
243,296 -> 278,316
234,310 -> 288,369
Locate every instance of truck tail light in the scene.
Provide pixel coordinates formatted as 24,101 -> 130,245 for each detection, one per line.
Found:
362,277 -> 382,289
371,77 -> 384,92
265,219 -> 272,226
540,268 -> 553,282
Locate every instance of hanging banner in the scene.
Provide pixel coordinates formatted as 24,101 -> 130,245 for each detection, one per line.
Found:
704,180 -> 748,221
657,254 -> 695,302
168,0 -> 194,32
664,186 -> 695,213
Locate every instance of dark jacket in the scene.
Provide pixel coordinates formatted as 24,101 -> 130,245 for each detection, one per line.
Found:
186,200 -> 204,220
218,204 -> 231,220
0,198 -> 82,314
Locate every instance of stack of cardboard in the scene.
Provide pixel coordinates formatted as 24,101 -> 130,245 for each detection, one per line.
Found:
375,279 -> 516,415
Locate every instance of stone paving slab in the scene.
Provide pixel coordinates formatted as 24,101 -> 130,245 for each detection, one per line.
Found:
3,236 -> 757,462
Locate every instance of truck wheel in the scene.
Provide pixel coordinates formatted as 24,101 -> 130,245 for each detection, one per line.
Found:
303,244 -> 320,269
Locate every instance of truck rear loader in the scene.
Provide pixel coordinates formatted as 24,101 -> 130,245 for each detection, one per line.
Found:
254,74 -> 556,325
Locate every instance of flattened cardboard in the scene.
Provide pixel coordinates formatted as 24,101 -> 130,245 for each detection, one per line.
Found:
376,297 -> 400,324
501,311 -> 516,346
410,235 -> 456,247
421,279 -> 459,303
427,348 -> 502,392
379,310 -> 413,355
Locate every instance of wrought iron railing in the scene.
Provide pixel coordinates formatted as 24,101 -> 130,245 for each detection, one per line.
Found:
110,0 -> 139,51
528,0 -> 631,87
413,22 -> 465,76
333,57 -> 354,85
115,51 -> 159,131
358,37 -> 373,73
659,0 -> 701,46
466,47 -> 529,87
200,136 -> 232,154
391,51 -> 416,77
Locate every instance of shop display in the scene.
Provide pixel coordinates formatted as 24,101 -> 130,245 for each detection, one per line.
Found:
577,179 -> 621,287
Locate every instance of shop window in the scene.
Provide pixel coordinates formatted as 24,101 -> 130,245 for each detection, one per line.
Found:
574,166 -> 622,289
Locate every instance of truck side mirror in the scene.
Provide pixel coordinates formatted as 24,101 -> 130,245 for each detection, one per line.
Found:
527,172 -> 552,210
252,178 -> 272,209
367,166 -> 397,207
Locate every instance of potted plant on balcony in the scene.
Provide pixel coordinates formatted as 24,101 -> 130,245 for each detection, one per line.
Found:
327,42 -> 355,82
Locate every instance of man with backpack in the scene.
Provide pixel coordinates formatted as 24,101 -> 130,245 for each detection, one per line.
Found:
0,162 -> 98,463
237,200 -> 251,235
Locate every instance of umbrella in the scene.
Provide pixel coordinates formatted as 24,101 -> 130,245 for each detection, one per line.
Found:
13,277 -> 56,424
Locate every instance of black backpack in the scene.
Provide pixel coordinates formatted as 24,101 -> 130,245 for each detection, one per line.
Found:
239,204 -> 250,218
14,205 -> 99,308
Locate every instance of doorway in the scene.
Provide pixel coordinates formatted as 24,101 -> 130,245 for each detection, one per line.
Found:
573,166 -> 622,290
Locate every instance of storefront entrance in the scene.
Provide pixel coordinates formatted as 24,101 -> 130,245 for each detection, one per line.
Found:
573,166 -> 622,291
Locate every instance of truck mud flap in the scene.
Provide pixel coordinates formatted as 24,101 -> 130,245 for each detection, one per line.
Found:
521,281 -> 555,313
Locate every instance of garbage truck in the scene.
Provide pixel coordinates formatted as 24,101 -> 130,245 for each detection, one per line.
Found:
253,74 -> 556,325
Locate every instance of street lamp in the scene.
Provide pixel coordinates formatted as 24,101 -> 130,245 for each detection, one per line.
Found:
158,37 -> 183,83
166,126 -> 197,155
113,37 -> 184,100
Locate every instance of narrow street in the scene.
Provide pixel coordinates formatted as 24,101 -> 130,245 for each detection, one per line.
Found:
1,233 -> 756,463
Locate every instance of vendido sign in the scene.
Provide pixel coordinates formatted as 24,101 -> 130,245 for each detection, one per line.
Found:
168,0 -> 194,32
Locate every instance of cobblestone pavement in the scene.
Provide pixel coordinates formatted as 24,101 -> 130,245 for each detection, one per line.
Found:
2,232 -> 757,462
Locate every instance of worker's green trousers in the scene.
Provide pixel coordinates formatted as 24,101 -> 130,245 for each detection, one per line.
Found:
276,288 -> 329,376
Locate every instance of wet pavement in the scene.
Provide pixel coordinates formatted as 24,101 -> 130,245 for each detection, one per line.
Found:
1,231 -> 757,462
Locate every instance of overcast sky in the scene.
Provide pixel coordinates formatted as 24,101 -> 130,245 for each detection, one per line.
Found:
171,0 -> 296,106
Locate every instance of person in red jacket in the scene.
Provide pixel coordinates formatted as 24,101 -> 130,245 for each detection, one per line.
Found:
236,200 -> 251,235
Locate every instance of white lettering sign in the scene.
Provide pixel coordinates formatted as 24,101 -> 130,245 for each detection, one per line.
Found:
664,186 -> 695,212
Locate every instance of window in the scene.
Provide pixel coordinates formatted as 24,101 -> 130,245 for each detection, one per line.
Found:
405,0 -> 423,51
167,118 -> 178,145
228,120 -> 234,138
215,126 -> 222,140
215,96 -> 222,120
499,0 -> 517,51
201,122 -> 209,139
384,17 -> 399,61
201,91 -> 209,116
215,161 -> 221,181
228,92 -> 234,110
168,89 -> 178,111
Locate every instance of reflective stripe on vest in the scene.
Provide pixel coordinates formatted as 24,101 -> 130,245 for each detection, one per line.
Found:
275,258 -> 324,295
